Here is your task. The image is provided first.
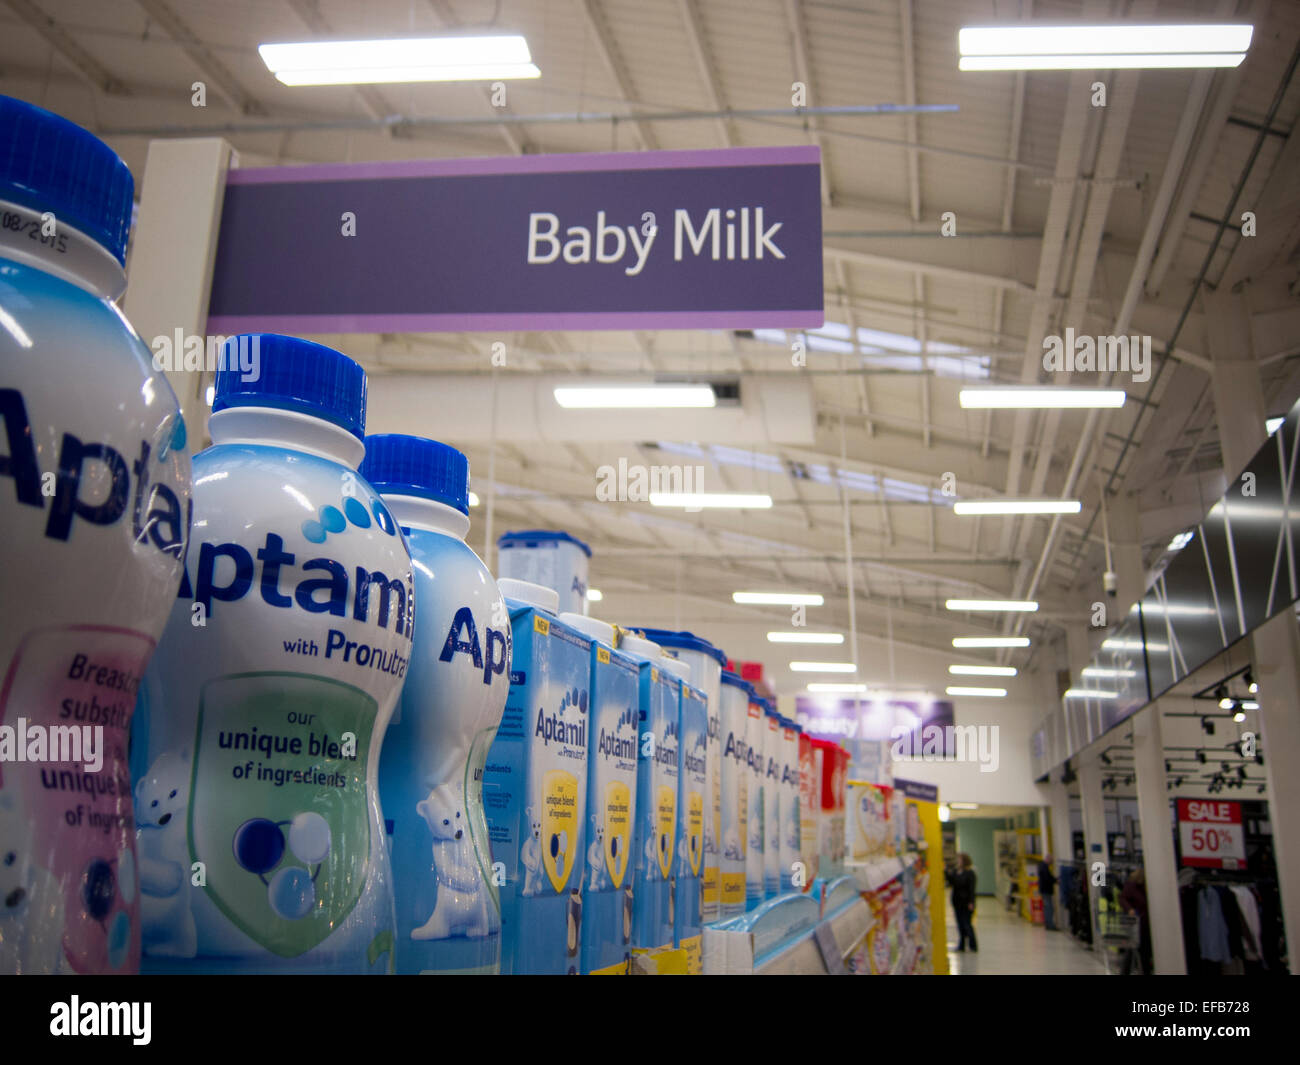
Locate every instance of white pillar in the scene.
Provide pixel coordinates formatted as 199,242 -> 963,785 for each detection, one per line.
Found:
1131,701 -> 1186,973
122,137 -> 235,452
1207,288 -> 1300,963
1078,758 -> 1110,947
1252,611 -> 1300,959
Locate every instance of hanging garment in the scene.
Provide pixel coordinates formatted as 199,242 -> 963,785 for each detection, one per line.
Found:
1197,886 -> 1232,963
1228,885 -> 1263,964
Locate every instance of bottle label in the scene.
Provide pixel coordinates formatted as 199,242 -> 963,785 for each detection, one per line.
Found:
188,672 -> 376,958
0,625 -> 152,973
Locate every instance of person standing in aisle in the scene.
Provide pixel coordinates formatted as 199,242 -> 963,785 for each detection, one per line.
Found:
950,853 -> 978,952
1038,854 -> 1058,930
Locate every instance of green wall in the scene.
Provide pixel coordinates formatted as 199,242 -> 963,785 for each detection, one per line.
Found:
955,818 -> 1003,897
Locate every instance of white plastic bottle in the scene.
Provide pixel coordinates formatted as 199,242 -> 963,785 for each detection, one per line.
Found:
0,96 -> 191,974
363,434 -> 510,975
763,703 -> 781,898
131,336 -> 413,973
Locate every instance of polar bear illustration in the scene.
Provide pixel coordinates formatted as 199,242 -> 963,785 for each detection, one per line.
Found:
411,785 -> 491,940
520,805 -> 545,896
0,791 -> 65,973
722,827 -> 743,860
134,752 -> 196,959
586,815 -> 609,891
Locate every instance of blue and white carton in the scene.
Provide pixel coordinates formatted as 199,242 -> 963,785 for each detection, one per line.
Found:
483,579 -> 590,974
671,663 -> 708,974
559,613 -> 639,975
619,632 -> 680,963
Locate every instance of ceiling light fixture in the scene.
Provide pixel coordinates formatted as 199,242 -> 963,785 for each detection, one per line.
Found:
946,599 -> 1038,612
952,636 -> 1030,648
767,632 -> 845,644
945,685 -> 1007,697
948,664 -> 1017,676
553,384 -> 716,408
733,591 -> 824,606
806,682 -> 867,693
953,499 -> 1082,515
259,35 -> 543,85
949,802 -> 980,810
790,662 -> 857,673
586,588 -> 603,602
957,24 -> 1253,71
649,492 -> 772,508
1065,688 -> 1117,699
959,387 -> 1127,408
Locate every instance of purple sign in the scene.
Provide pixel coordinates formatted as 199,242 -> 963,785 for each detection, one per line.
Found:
794,694 -> 955,747
206,146 -> 824,334
895,778 -> 939,803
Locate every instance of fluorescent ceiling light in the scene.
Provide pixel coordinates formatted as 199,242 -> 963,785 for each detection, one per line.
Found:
946,599 -> 1038,612
938,804 -> 950,822
1064,688 -> 1117,699
952,636 -> 1030,648
953,499 -> 1081,516
259,35 -> 541,85
649,492 -> 772,508
807,682 -> 867,693
946,686 -> 1007,697
790,662 -> 857,673
959,388 -> 1126,408
1101,637 -> 1168,652
960,52 -> 1247,70
1266,417 -> 1285,435
949,802 -> 980,810
586,588 -> 603,602
949,664 -> 1017,677
957,24 -> 1252,70
553,385 -> 715,409
468,491 -> 480,507
734,591 -> 824,606
1081,667 -> 1136,678
768,632 -> 844,644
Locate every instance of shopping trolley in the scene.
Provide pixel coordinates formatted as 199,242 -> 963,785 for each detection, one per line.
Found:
1097,910 -> 1143,975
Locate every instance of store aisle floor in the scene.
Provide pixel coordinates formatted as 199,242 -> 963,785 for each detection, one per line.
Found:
945,901 -> 1108,975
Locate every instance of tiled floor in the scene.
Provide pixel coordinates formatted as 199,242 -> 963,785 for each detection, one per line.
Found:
944,898 -> 1109,975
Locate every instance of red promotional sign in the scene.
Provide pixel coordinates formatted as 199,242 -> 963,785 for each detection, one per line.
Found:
1176,799 -> 1245,869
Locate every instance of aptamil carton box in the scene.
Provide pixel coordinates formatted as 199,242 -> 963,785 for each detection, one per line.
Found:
798,728 -> 816,887
779,719 -> 801,893
745,693 -> 765,908
483,582 -> 591,974
627,648 -> 680,959
674,678 -> 708,972
718,672 -> 750,916
812,738 -> 848,880
560,614 -> 639,975
763,707 -> 781,898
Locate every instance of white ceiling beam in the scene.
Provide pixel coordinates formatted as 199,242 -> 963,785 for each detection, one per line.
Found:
134,0 -> 266,115
3,0 -> 130,95
677,0 -> 733,147
576,0 -> 658,151
824,245 -> 1032,294
425,0 -> 534,155
781,0 -> 832,206
286,0 -> 392,126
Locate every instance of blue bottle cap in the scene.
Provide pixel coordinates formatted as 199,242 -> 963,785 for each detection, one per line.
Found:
0,95 -> 134,266
360,434 -> 470,515
629,628 -> 728,667
212,334 -> 367,440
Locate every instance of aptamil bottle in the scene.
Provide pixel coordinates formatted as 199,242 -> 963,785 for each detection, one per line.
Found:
362,435 -> 510,975
0,96 -> 191,974
763,703 -> 781,898
717,672 -> 750,917
744,690 -> 765,908
131,336 -> 413,973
